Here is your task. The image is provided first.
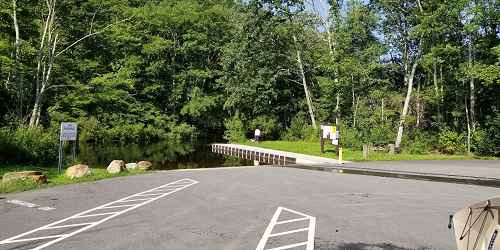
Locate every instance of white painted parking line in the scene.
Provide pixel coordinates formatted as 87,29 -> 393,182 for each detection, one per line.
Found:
269,227 -> 309,237
0,178 -> 198,250
45,222 -> 94,229
101,204 -> 137,209
256,207 -> 316,250
133,192 -> 165,197
267,241 -> 308,250
74,212 -> 118,218
117,198 -> 152,203
275,217 -> 309,225
6,235 -> 67,244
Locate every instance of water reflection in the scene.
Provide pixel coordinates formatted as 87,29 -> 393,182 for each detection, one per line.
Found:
75,141 -> 251,170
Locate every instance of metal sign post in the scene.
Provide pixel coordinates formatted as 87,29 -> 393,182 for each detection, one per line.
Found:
58,140 -> 63,174
58,122 -> 78,174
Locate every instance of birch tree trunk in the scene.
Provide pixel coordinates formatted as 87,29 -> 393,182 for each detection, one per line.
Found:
11,0 -> 22,118
394,0 -> 425,151
465,91 -> 471,155
293,34 -> 316,128
416,79 -> 421,128
29,32 -> 58,127
351,74 -> 355,125
326,29 -> 335,65
308,0 -> 338,127
335,93 -> 340,126
381,98 -> 384,122
354,96 -> 359,128
395,55 -> 419,150
468,41 -> 476,132
440,65 -> 444,103
433,61 -> 441,123
29,0 -> 57,127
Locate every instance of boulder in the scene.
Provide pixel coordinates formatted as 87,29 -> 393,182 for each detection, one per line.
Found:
125,163 -> 138,170
137,161 -> 153,170
65,164 -> 91,179
2,171 -> 47,184
30,175 -> 47,183
107,160 -> 126,174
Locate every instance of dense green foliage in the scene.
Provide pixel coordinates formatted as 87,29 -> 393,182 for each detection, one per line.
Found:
0,0 -> 499,163
0,127 -> 58,164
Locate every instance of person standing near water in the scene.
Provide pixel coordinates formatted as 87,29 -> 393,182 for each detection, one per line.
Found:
254,128 -> 261,143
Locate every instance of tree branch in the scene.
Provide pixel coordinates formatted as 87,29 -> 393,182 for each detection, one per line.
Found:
55,16 -> 134,58
45,84 -> 91,91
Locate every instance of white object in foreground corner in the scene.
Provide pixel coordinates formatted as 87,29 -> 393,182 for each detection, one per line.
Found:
451,197 -> 500,250
256,206 -> 316,250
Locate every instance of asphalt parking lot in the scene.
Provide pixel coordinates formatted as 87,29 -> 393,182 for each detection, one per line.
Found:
0,166 -> 498,250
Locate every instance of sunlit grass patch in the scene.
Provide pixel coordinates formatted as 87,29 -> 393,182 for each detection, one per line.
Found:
241,140 -> 496,161
0,165 -> 147,194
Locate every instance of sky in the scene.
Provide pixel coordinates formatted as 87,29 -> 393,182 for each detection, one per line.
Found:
305,0 -> 331,20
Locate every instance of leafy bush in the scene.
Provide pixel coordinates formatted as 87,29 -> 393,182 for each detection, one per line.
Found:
167,123 -> 197,140
472,129 -> 492,155
249,116 -> 279,140
142,125 -> 169,142
405,131 -> 436,154
223,115 -> 246,143
107,124 -> 144,142
438,129 -> 465,154
0,127 -> 58,164
340,126 -> 363,149
78,117 -> 104,142
281,116 -> 306,141
473,115 -> 500,156
281,114 -> 318,142
369,124 -> 394,145
77,117 -> 176,144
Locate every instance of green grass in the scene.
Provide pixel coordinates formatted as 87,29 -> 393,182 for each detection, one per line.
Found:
241,140 -> 497,161
0,165 -> 148,194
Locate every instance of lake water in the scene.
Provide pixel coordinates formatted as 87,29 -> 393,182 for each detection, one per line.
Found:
73,141 -> 252,170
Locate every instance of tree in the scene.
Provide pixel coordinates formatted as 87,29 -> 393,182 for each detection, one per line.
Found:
374,0 -> 426,151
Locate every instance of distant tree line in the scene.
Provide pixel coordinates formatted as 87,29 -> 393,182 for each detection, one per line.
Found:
0,0 -> 498,157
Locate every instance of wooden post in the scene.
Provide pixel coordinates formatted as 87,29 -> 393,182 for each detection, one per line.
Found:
320,128 -> 325,154
338,147 -> 343,164
363,144 -> 369,160
71,140 -> 76,163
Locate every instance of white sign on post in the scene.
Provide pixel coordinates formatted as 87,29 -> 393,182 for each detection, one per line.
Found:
321,125 -> 331,139
60,122 -> 77,141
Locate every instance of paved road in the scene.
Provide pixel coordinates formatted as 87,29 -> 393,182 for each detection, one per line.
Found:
347,160 -> 500,179
0,166 -> 498,250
